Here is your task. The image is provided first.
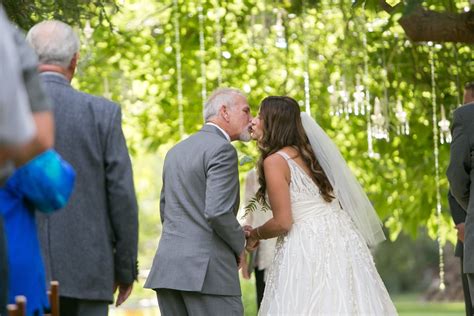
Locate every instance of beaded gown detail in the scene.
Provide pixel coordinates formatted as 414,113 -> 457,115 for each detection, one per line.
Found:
258,152 -> 397,315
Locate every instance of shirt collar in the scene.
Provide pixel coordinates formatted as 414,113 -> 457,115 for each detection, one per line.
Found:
40,71 -> 68,80
206,123 -> 230,142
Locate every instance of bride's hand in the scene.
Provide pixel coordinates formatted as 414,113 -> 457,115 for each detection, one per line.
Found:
245,229 -> 260,252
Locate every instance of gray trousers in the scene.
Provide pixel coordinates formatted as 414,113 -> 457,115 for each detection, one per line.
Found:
156,289 -> 243,316
466,274 -> 474,315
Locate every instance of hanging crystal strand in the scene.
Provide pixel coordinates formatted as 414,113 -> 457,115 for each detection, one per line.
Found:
301,1 -> 311,117
198,0 -> 207,114
214,4 -> 223,86
173,0 -> 184,138
453,44 -> 463,108
303,69 -> 311,115
429,44 -> 445,291
296,0 -> 311,116
362,32 -> 375,157
380,51 -> 391,141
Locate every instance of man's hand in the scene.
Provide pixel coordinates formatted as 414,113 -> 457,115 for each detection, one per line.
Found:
236,250 -> 246,269
242,225 -> 253,238
245,228 -> 260,252
241,253 -> 251,279
456,223 -> 465,242
113,282 -> 133,307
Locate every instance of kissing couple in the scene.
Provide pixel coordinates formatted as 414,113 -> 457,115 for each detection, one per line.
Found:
145,88 -> 397,315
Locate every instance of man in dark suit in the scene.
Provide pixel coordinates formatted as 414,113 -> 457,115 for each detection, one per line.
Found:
448,81 -> 474,314
145,88 -> 252,315
449,191 -> 473,316
26,20 -> 138,316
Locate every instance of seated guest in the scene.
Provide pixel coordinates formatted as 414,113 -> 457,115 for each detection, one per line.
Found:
27,20 -> 139,316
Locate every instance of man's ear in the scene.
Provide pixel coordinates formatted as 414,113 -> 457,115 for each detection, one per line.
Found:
69,52 -> 79,72
221,105 -> 230,122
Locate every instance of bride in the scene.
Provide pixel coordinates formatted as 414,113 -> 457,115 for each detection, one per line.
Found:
245,96 -> 397,315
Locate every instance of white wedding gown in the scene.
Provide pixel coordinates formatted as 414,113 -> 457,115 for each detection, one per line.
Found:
258,152 -> 397,315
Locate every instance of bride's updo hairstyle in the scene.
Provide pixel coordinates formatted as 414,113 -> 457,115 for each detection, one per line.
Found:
255,96 -> 334,203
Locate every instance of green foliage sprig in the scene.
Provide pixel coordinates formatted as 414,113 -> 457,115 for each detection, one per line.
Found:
243,196 -> 271,219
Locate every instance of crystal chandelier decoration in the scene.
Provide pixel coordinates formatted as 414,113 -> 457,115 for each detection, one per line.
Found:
328,73 -> 367,119
273,9 -> 287,49
328,84 -> 339,116
352,74 -> 365,116
370,97 -> 389,140
395,99 -> 409,135
84,21 -> 94,40
338,77 -> 351,119
327,77 -> 351,118
438,105 -> 452,144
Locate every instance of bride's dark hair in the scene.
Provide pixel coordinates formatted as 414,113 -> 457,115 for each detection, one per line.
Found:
255,96 -> 334,203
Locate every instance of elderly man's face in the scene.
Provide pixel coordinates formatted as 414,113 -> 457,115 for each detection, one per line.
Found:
227,95 -> 252,141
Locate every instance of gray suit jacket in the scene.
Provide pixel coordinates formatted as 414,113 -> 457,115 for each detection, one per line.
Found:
144,124 -> 246,296
36,73 -> 139,302
447,102 -> 474,273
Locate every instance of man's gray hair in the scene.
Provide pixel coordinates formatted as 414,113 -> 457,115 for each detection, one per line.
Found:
26,20 -> 79,69
204,88 -> 246,122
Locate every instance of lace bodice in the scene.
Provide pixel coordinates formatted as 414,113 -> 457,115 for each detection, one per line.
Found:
276,151 -> 341,222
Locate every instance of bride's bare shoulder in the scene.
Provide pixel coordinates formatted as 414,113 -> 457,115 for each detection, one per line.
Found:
263,150 -> 291,169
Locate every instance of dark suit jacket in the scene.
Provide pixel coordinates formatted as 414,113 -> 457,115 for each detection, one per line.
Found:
144,124 -> 245,296
36,73 -> 138,302
447,102 -> 474,273
448,190 -> 465,257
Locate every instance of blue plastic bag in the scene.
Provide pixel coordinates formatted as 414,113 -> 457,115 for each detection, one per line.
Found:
4,149 -> 76,213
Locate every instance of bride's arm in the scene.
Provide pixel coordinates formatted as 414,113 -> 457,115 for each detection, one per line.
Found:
247,154 -> 292,248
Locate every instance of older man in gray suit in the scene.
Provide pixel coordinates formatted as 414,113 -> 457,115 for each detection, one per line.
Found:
26,21 -> 138,316
144,88 -> 252,315
448,81 -> 474,312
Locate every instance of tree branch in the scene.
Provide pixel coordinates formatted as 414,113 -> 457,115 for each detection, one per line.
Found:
379,0 -> 474,44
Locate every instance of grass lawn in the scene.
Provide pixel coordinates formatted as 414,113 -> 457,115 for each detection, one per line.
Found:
110,278 -> 466,315
241,279 -> 466,316
394,293 -> 465,316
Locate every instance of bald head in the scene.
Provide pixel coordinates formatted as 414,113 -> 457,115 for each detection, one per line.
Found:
26,20 -> 79,69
